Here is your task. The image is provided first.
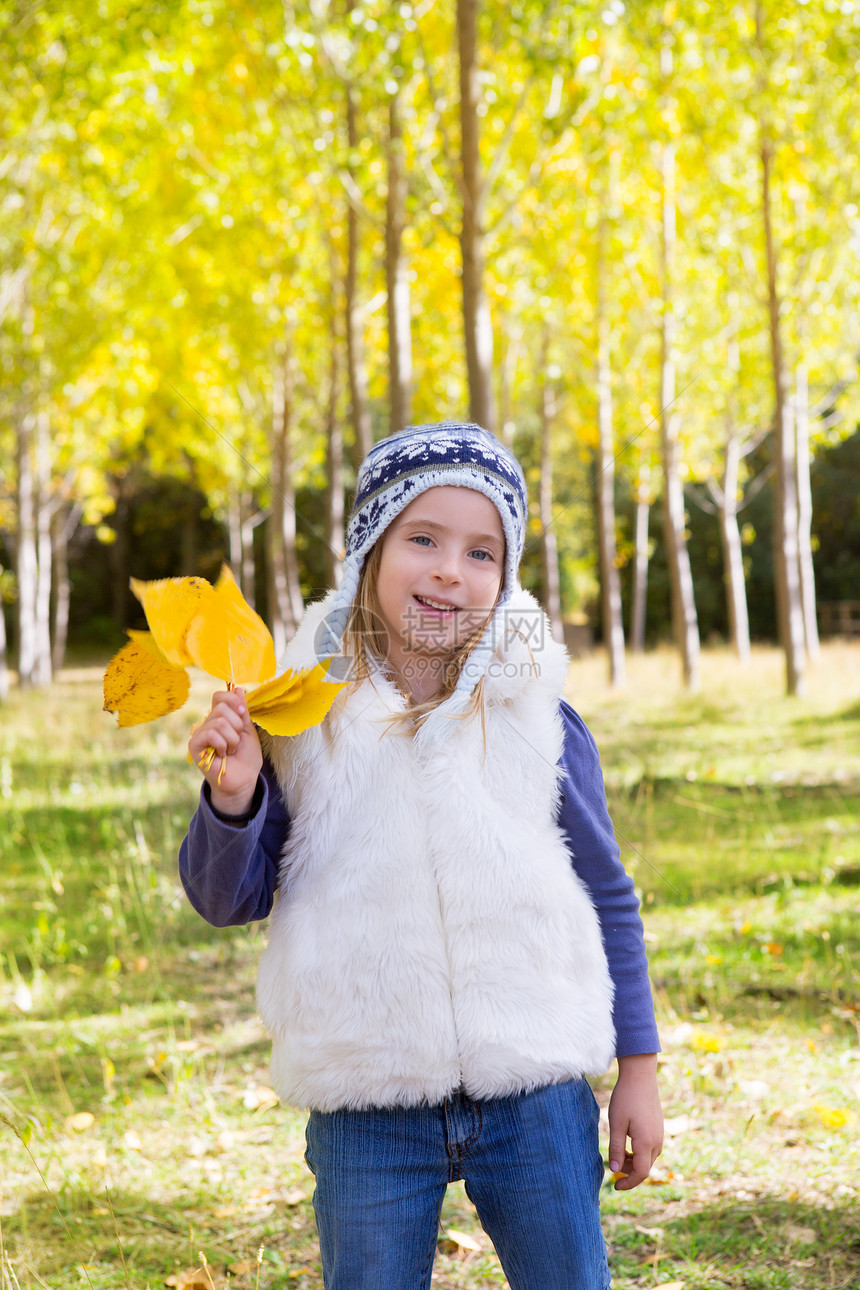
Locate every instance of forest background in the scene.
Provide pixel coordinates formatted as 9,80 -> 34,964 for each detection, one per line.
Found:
2,0 -> 860,699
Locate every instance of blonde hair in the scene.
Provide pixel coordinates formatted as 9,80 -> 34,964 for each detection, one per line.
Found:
342,539 -> 497,730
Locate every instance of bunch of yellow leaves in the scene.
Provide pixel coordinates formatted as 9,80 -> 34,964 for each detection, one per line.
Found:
103,567 -> 345,746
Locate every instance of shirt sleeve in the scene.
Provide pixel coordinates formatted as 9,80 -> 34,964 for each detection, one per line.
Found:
557,699 -> 661,1058
178,758 -> 289,927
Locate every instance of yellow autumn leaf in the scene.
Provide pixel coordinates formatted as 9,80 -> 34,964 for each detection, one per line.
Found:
691,1032 -> 723,1054
246,662 -> 346,736
813,1103 -> 853,1129
443,1229 -> 482,1252
65,1111 -> 96,1133
130,573 -> 214,667
184,566 -> 276,683
103,636 -> 191,726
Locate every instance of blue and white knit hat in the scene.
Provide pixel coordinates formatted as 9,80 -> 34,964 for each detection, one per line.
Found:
316,422 -> 528,737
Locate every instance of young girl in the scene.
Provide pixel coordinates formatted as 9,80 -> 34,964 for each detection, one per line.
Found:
180,423 -> 662,1290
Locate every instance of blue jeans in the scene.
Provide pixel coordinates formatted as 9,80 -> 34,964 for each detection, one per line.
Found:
304,1078 -> 610,1290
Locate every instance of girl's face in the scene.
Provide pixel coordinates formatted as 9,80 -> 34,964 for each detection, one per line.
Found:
374,486 -> 505,685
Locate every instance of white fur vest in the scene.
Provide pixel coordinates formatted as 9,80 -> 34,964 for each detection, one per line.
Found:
256,589 -> 615,1111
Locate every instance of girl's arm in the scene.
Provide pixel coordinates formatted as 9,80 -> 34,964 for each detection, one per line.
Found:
557,699 -> 663,1189
557,699 -> 660,1057
180,688 -> 290,926
178,759 -> 288,926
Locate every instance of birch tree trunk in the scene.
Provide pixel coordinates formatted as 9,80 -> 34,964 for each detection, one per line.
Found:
228,487 -> 243,588
658,131 -> 700,691
227,487 -> 260,607
241,501 -> 261,609
761,133 -> 806,695
539,366 -> 563,643
51,502 -> 80,674
34,406 -> 52,685
386,86 -> 413,433
595,210 -> 626,687
16,409 -> 38,688
457,0 -> 496,433
720,318 -> 751,662
109,480 -> 130,632
498,321 -> 519,450
345,20 -> 372,464
0,598 -> 7,700
757,3 -> 806,697
794,361 -> 819,660
325,333 -> 345,589
719,434 -> 751,663
268,353 -> 303,659
630,459 -> 650,654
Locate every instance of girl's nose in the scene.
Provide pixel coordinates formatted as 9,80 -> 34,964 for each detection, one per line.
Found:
431,549 -> 462,583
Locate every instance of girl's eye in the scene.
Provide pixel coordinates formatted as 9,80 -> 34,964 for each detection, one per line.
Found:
410,535 -> 433,547
470,549 -> 493,562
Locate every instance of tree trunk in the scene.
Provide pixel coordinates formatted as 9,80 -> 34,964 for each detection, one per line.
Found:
539,354 -> 563,644
658,134 -> 700,690
720,314 -> 751,662
15,410 -> 38,688
268,353 -> 303,659
457,0 -> 496,433
595,210 -> 626,687
345,14 -> 372,464
108,478 -> 130,631
719,434 -> 751,663
228,487 -> 259,607
34,406 -> 52,685
498,320 -> 519,450
51,502 -> 80,675
794,361 -> 819,661
325,332 -> 345,589
630,460 -> 650,654
761,141 -> 806,694
0,594 -> 7,700
227,486 -> 243,588
757,4 -> 806,697
386,86 -> 413,434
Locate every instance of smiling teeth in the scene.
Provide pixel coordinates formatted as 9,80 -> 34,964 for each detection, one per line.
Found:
417,596 -> 458,611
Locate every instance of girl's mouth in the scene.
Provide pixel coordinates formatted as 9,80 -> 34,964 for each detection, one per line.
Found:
414,595 -> 460,615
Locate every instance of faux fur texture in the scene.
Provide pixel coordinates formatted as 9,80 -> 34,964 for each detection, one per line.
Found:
256,588 -> 616,1111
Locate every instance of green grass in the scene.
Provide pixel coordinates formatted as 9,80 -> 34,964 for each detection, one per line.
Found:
1,644 -> 859,1289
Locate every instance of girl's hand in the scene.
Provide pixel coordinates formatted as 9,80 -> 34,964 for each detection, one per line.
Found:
608,1052 -> 664,1190
188,688 -> 263,816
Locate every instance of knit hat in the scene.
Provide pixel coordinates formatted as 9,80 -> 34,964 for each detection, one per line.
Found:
315,422 -> 528,740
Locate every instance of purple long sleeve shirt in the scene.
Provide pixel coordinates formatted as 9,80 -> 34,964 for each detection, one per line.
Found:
179,700 -> 660,1059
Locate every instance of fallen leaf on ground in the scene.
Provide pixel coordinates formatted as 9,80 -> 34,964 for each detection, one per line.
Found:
786,1224 -> 817,1244
813,1103 -> 854,1129
653,1282 -> 686,1290
64,1111 -> 95,1133
662,1114 -> 700,1137
242,1084 -> 279,1110
440,1228 -> 482,1252
165,1269 -> 223,1289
